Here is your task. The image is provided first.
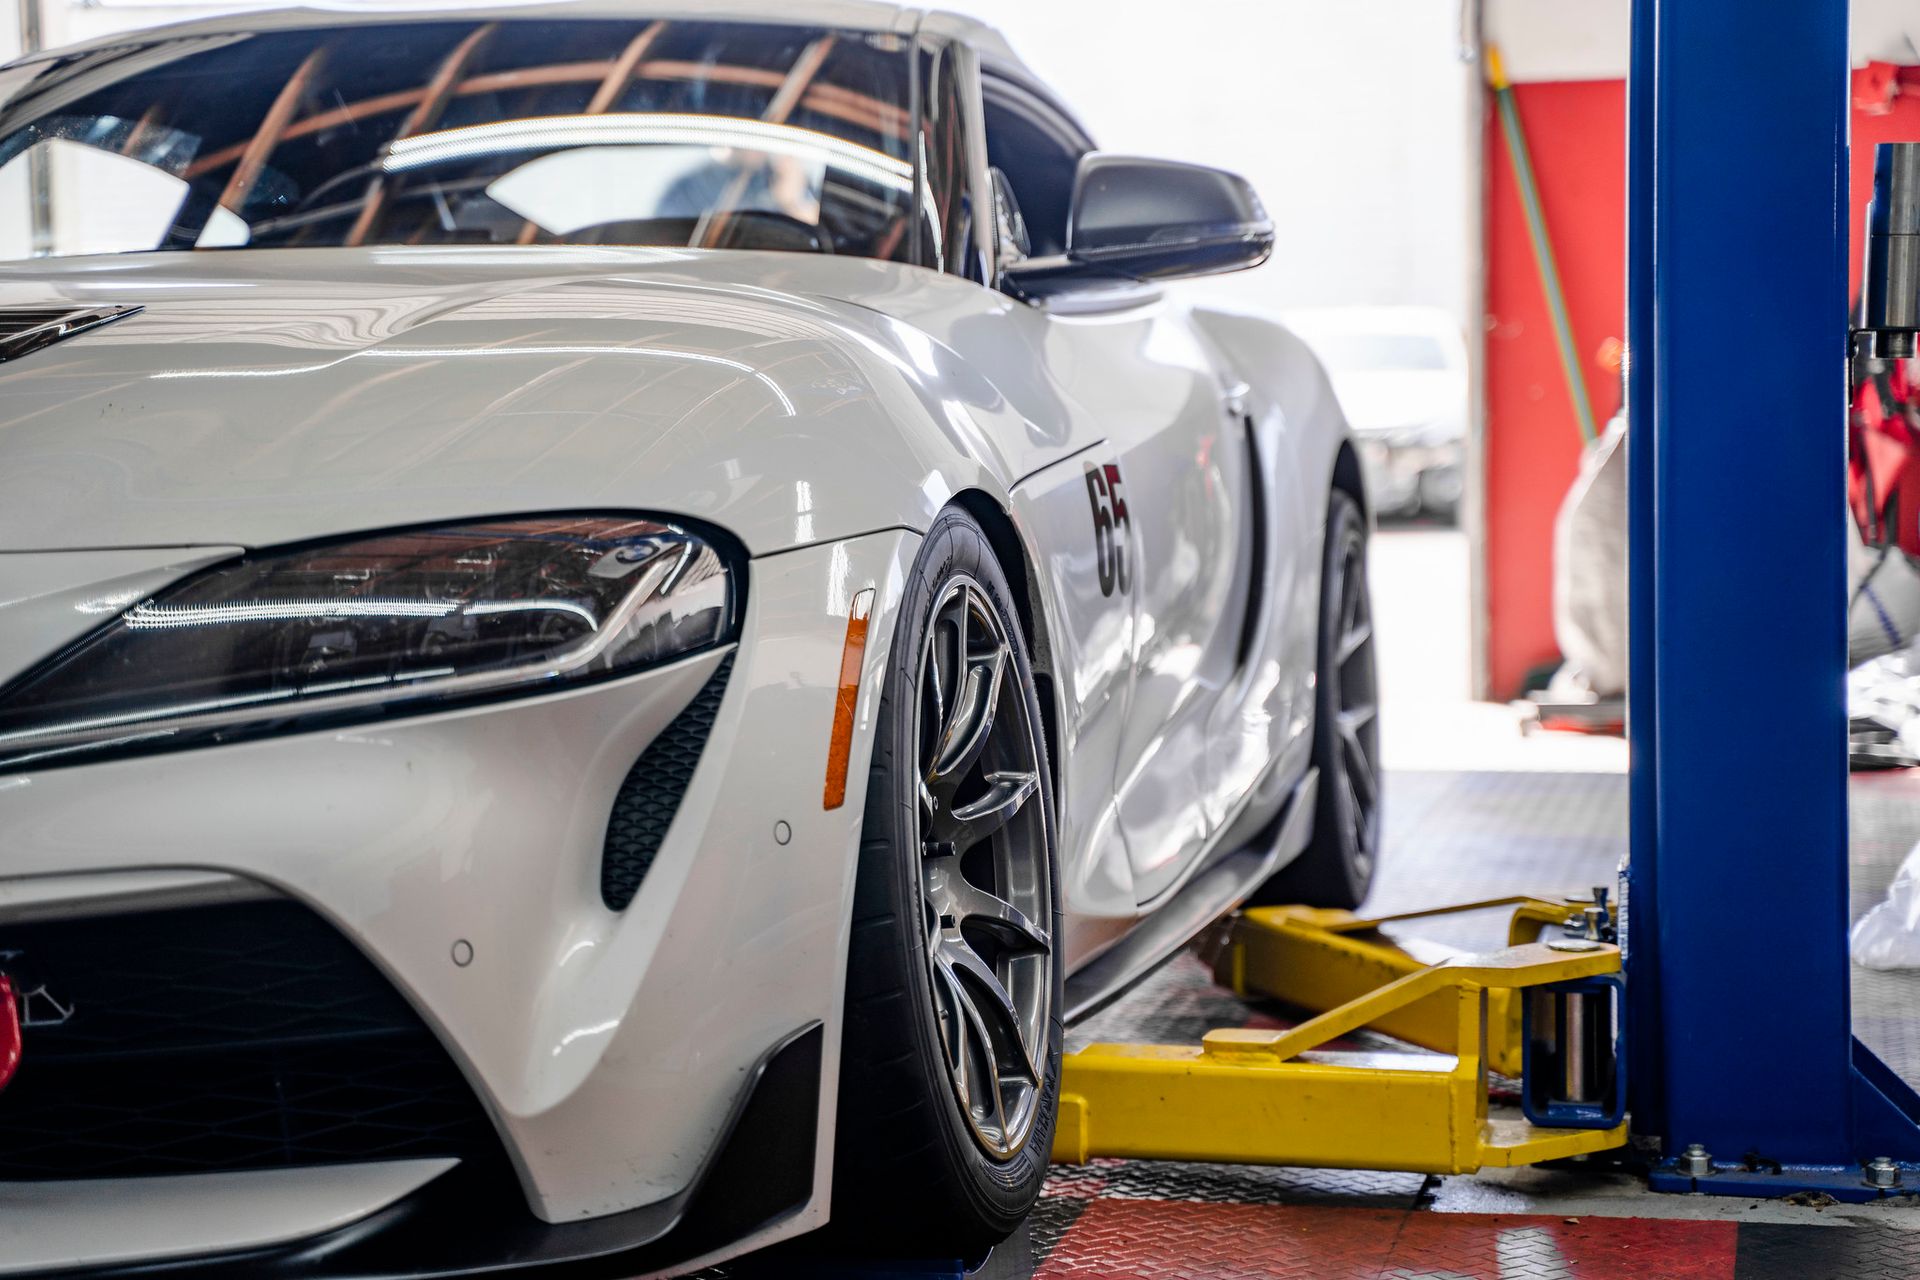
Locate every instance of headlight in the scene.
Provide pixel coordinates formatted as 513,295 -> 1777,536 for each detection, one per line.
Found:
0,515 -> 741,772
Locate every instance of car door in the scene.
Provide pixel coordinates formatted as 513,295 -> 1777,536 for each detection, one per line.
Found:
976,76 -> 1258,907
1081,308 -> 1254,904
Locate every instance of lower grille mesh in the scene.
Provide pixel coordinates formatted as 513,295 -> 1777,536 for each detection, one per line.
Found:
0,900 -> 497,1180
601,654 -> 733,911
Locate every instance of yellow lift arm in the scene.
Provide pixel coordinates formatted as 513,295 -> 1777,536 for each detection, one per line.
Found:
1052,901 -> 1628,1176
1217,898 -> 1594,1077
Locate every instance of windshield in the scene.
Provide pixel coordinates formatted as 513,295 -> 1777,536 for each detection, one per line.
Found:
0,19 -> 918,262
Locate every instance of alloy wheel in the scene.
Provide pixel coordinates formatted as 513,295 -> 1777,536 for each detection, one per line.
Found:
914,577 -> 1053,1160
1331,531 -> 1382,878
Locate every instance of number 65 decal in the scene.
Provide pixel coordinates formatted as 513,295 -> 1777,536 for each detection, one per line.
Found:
1085,462 -> 1131,597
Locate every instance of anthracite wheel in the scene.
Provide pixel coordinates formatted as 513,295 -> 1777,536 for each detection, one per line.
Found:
1251,487 -> 1382,909
832,509 -> 1061,1256
916,575 -> 1055,1159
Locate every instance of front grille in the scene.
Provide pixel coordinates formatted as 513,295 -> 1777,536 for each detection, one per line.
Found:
0,900 -> 498,1179
601,654 -> 733,911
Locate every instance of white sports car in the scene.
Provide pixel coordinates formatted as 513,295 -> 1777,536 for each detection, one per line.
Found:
0,4 -> 1377,1275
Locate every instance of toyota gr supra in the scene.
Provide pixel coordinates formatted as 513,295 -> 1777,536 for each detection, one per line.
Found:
0,4 -> 1378,1275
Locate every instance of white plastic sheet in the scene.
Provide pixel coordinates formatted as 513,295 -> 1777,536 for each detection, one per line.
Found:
1551,413 -> 1629,698
1849,517 -> 1920,666
1549,418 -> 1920,693
1853,838 -> 1920,970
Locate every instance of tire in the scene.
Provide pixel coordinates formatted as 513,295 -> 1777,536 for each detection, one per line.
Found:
830,509 -> 1062,1257
1250,487 -> 1382,909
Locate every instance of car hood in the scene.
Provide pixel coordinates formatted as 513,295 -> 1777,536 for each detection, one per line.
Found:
0,247 -> 979,557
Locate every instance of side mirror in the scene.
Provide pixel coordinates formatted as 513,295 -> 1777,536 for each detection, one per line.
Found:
1004,153 -> 1274,301
1860,141 -> 1920,358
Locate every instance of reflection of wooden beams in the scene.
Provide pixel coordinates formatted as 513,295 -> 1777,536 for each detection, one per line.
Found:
696,35 -> 835,249
121,104 -> 163,157
873,213 -> 908,262
641,62 -> 905,133
218,45 -> 326,214
763,38 -> 836,124
589,22 -> 664,113
347,23 -> 496,247
518,21 -> 665,244
406,24 -> 498,139
186,59 -> 906,179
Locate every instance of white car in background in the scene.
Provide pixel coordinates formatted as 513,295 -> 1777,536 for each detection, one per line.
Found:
1288,306 -> 1468,520
0,5 -> 1375,1275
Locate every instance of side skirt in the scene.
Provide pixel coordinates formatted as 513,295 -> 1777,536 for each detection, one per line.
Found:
1062,768 -> 1318,1025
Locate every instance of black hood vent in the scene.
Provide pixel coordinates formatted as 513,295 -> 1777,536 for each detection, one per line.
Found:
0,304 -> 142,364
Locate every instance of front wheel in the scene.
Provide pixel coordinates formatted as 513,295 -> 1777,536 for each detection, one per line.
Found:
831,510 -> 1062,1256
1251,486 -> 1382,909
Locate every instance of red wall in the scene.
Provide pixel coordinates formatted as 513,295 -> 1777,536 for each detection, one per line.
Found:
1850,68 -> 1920,299
1483,80 -> 1626,699
1480,68 -> 1920,699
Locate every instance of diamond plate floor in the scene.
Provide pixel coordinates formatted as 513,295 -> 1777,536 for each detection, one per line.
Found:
1024,1202 -> 1742,1280
690,766 -> 1920,1278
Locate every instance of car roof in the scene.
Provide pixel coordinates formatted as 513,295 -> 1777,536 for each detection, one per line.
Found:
13,1 -> 1033,78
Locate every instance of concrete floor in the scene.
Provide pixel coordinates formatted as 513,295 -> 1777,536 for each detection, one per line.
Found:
1372,526 -> 1627,776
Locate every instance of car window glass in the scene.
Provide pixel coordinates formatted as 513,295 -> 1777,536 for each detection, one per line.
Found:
0,19 -> 918,262
990,166 -> 1029,266
980,79 -> 1088,262
918,42 -> 981,281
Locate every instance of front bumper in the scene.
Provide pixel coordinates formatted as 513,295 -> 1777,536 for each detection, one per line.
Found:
1,1020 -> 826,1280
0,528 -> 920,1275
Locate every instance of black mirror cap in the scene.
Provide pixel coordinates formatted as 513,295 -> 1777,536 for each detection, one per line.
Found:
1004,153 -> 1274,301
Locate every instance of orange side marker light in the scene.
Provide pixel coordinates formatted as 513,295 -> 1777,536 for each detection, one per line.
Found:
824,588 -> 876,810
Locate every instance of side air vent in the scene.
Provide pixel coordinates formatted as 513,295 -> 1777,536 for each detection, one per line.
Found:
601,654 -> 734,911
0,304 -> 142,364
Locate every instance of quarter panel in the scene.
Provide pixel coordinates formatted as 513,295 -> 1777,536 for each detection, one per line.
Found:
1188,301 -> 1356,826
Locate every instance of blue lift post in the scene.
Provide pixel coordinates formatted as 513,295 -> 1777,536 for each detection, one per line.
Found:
1629,0 -> 1920,1195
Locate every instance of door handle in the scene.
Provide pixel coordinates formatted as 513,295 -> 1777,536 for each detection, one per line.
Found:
1222,381 -> 1250,420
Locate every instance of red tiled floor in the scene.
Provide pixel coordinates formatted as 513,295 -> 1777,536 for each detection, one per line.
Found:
1035,1199 -> 1738,1280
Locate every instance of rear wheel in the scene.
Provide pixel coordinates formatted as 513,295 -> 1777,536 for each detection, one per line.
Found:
831,510 -> 1062,1256
1251,487 -> 1381,909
